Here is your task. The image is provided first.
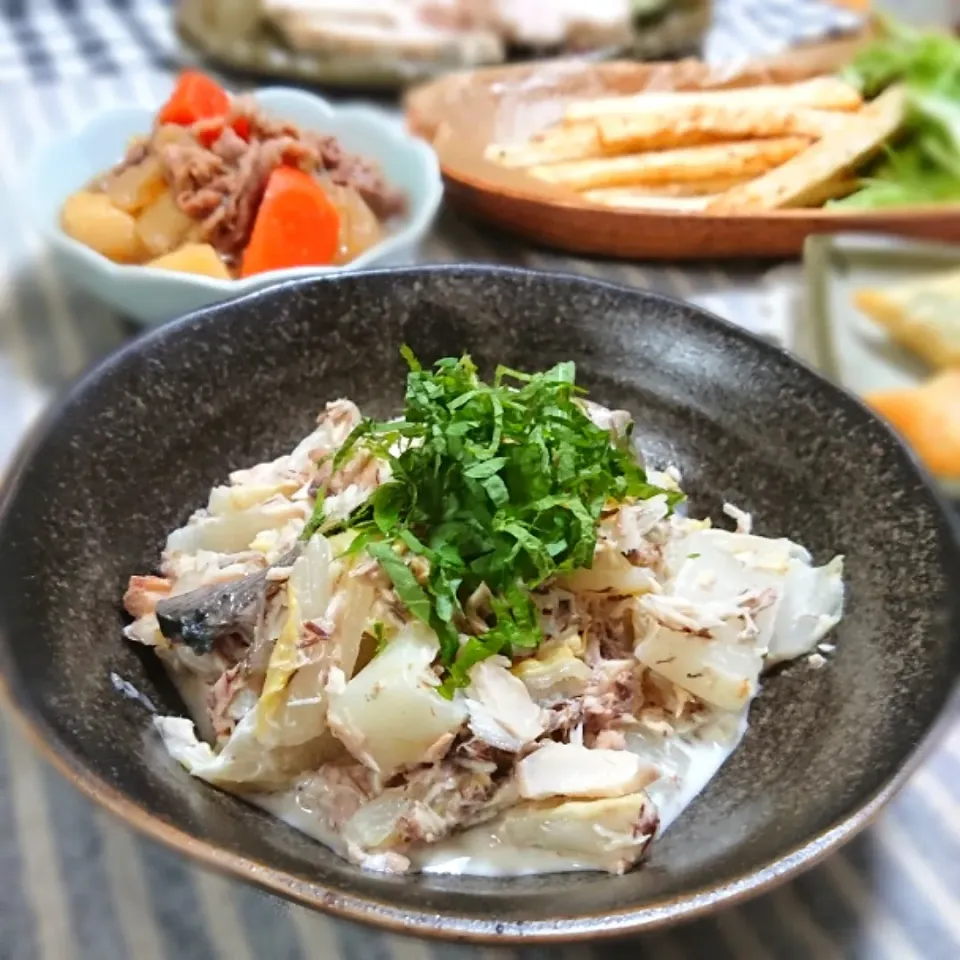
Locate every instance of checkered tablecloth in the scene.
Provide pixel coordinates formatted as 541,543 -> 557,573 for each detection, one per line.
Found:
3,2 -> 960,960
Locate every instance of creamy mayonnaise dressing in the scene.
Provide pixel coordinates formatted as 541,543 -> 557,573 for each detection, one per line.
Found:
417,711 -> 748,876
242,708 -> 747,877
166,669 -> 218,744
415,824 -> 603,877
250,790 -> 347,859
640,709 -> 748,835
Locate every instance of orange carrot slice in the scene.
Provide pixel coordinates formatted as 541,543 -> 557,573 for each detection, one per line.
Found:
158,71 -> 230,128
240,167 -> 341,277
233,115 -> 251,141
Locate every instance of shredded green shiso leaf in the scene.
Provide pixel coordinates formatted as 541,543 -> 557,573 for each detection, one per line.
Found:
834,16 -> 960,209
305,349 -> 680,693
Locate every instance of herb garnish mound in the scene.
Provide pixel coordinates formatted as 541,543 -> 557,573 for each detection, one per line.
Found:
306,350 -> 679,693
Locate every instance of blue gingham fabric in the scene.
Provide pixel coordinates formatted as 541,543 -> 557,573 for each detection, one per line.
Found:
0,0 -> 178,84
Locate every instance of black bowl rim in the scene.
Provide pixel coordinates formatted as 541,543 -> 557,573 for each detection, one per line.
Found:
1,264 -> 958,944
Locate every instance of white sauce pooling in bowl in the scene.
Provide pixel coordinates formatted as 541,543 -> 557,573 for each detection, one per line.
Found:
247,709 -> 747,877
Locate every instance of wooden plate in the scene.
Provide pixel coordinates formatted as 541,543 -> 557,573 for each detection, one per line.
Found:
404,36 -> 960,260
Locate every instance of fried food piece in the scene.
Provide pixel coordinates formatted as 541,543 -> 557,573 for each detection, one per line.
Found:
866,370 -> 960,479
789,176 -> 859,207
529,137 -> 809,191
489,103 -> 852,173
564,77 -> 863,123
596,104 -> 848,153
581,191 -> 717,211
582,176 -> 753,200
707,85 -> 906,212
854,269 -> 960,370
485,123 -> 603,168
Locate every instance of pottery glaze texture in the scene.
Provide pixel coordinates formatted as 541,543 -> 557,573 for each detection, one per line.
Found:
0,267 -> 956,940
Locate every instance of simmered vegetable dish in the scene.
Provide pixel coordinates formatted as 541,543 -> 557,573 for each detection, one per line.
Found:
60,71 -> 406,279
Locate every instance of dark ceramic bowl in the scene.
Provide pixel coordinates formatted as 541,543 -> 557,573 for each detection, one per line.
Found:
0,266 -> 958,944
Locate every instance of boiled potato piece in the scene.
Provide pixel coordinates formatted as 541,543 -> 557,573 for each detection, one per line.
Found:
327,621 -> 467,778
136,190 -> 195,258
152,123 -> 195,149
147,243 -> 231,280
323,181 -> 383,265
106,155 -> 167,214
60,190 -> 144,263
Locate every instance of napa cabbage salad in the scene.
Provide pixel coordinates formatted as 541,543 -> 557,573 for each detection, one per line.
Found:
124,353 -> 844,875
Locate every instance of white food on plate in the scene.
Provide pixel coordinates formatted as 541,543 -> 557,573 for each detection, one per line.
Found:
263,0 -> 633,60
